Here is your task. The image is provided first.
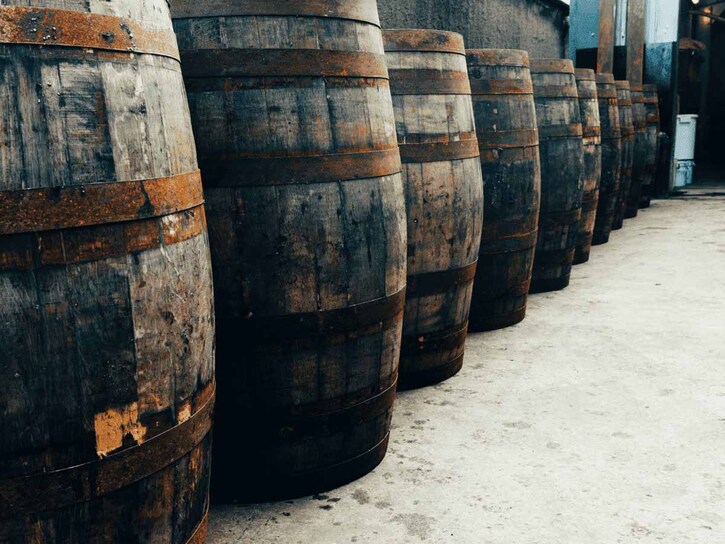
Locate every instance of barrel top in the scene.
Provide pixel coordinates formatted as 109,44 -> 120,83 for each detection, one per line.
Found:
615,80 -> 631,90
170,0 -> 381,27
383,29 -> 465,55
465,49 -> 530,67
595,73 -> 616,85
575,68 -> 596,81
529,58 -> 574,74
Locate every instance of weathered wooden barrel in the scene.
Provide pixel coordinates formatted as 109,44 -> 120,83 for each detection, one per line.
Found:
529,59 -> 584,293
626,85 -> 648,218
573,69 -> 602,265
383,30 -> 483,389
0,2 -> 215,542
172,1 -> 407,502
592,74 -> 622,246
466,49 -> 541,331
613,81 -> 634,230
640,84 -> 661,208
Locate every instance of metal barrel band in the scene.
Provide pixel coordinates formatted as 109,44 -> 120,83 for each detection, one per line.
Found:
602,128 -> 623,140
0,7 -> 180,61
0,170 -> 204,236
383,30 -> 465,54
406,261 -> 478,297
200,147 -> 401,187
399,138 -> 480,164
388,70 -> 471,95
577,91 -> 598,99
0,206 -> 207,272
539,208 -> 582,229
469,78 -> 533,95
478,128 -> 539,150
597,90 -> 618,99
242,378 -> 398,442
398,353 -> 465,390
171,0 -> 381,27
532,85 -> 579,98
179,49 -> 389,79
0,389 -> 215,517
186,512 -> 210,544
537,123 -> 583,140
472,276 -> 531,298
401,323 -> 468,356
479,229 -> 538,253
581,198 -> 600,212
582,126 -> 602,138
618,100 -> 633,108
219,287 -> 406,343
533,248 -> 576,267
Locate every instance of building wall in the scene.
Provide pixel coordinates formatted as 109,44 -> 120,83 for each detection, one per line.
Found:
377,0 -> 569,58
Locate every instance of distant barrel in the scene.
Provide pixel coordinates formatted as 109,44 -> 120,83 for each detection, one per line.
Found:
573,69 -> 602,265
592,74 -> 622,246
384,29 -> 483,389
613,81 -> 634,230
627,85 -> 648,218
640,85 -> 661,208
173,0 -> 407,502
466,49 -> 541,330
530,59 -> 584,293
0,1 -> 214,541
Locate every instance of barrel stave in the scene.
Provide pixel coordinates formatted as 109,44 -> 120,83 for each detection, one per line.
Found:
613,81 -> 634,230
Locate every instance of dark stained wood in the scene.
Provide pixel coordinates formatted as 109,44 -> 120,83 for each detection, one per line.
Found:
592,73 -> 623,246
0,1 -> 214,542
613,81 -> 635,230
640,85 -> 661,208
597,0 -> 617,74
384,30 -> 483,389
529,59 -> 584,293
626,0 -> 647,86
172,0 -> 407,502
574,69 -> 602,265
627,86 -> 648,218
466,49 -> 541,331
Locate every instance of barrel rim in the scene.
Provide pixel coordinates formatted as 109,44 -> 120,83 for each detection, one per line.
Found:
574,68 -> 596,81
383,29 -> 465,55
615,80 -> 632,90
466,48 -> 530,67
595,73 -> 616,84
529,58 -> 575,74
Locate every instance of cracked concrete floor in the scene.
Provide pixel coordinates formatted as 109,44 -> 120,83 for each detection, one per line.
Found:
207,186 -> 725,544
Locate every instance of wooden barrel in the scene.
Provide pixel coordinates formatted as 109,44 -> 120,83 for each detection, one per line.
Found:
626,86 -> 648,218
0,2 -> 214,542
613,81 -> 634,230
172,1 -> 407,502
466,49 -> 541,331
383,30 -> 483,389
529,59 -> 584,293
592,74 -> 622,246
573,69 -> 602,265
640,84 -> 661,208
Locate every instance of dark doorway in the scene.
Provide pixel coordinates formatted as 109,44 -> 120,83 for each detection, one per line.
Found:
707,21 -> 725,168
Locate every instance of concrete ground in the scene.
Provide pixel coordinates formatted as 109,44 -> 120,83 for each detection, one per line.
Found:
208,185 -> 725,544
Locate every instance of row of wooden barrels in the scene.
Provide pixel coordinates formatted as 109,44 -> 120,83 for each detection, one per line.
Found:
0,1 -> 661,542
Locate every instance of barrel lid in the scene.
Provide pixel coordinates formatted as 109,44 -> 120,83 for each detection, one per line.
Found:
465,49 -> 530,68
529,58 -> 574,74
383,29 -> 465,55
615,80 -> 631,90
574,68 -> 596,81
595,73 -> 615,85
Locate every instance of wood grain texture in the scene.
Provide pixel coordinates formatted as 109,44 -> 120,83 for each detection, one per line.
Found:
173,1 -> 408,502
613,81 -> 635,230
597,0 -> 617,74
626,0 -> 646,86
530,59 -> 584,293
384,30 -> 483,389
640,85 -> 660,208
592,73 -> 622,246
626,86 -> 648,218
466,49 -> 541,331
0,1 -> 214,542
573,69 -> 602,265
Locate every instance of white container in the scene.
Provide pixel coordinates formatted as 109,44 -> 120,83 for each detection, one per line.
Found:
674,114 -> 698,161
675,160 -> 695,188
